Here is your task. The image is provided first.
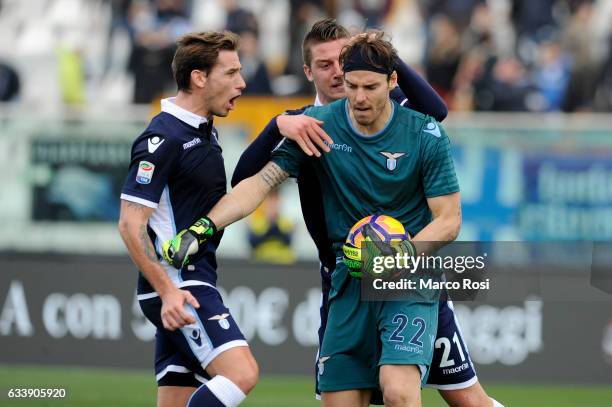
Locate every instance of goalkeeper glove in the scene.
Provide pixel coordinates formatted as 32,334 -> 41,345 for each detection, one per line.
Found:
162,217 -> 217,269
343,243 -> 362,278
343,224 -> 416,278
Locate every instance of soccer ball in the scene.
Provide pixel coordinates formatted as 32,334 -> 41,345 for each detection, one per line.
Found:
346,214 -> 407,248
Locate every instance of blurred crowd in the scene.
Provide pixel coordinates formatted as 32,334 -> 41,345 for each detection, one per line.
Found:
1,0 -> 612,112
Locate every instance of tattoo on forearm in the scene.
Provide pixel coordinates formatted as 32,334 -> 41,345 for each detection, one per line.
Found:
127,201 -> 147,212
139,225 -> 159,263
260,163 -> 288,189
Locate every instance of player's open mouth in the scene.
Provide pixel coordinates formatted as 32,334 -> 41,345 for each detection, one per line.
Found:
228,95 -> 241,110
331,83 -> 344,90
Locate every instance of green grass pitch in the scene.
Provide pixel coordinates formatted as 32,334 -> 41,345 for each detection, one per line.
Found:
1,365 -> 611,406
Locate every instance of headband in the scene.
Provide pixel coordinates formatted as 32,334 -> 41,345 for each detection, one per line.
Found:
342,47 -> 393,75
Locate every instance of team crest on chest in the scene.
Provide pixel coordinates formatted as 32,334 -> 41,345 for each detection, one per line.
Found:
380,152 -> 406,171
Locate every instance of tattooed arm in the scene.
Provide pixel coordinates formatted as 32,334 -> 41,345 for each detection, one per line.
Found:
118,200 -> 199,330
208,161 -> 289,229
161,162 -> 290,268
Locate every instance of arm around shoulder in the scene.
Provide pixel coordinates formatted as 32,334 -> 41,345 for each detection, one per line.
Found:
231,115 -> 284,187
395,58 -> 448,121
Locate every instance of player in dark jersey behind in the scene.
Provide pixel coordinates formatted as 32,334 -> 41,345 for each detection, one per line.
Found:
119,31 -> 258,407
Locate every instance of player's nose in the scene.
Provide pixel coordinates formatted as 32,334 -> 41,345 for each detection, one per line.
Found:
332,61 -> 343,77
355,88 -> 366,102
236,73 -> 246,90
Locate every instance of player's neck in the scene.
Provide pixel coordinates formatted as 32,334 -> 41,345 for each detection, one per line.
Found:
315,92 -> 332,106
349,99 -> 393,136
174,91 -> 211,120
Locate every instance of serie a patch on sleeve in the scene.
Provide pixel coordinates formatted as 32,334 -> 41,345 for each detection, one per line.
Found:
136,161 -> 155,184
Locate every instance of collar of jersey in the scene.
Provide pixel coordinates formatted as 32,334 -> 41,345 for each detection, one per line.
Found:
314,94 -> 323,107
161,97 -> 209,128
343,99 -> 396,141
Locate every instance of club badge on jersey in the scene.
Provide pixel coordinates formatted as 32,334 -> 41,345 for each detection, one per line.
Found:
136,161 -> 155,184
380,152 -> 406,171
209,313 -> 231,330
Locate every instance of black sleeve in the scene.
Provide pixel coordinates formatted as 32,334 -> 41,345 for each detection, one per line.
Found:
231,107 -> 309,187
231,116 -> 283,187
395,58 -> 448,122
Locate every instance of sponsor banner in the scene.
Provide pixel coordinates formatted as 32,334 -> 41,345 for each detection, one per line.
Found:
453,146 -> 612,241
453,145 -> 522,241
521,153 -> 612,240
454,300 -> 612,384
1,253 -> 612,383
0,254 -> 321,375
30,137 -> 133,222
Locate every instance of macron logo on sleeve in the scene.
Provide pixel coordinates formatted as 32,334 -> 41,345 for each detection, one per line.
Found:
189,328 -> 203,347
423,122 -> 441,138
148,136 -> 165,153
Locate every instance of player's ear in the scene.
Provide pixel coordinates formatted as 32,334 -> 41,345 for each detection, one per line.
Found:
191,69 -> 207,89
388,71 -> 398,90
303,64 -> 314,82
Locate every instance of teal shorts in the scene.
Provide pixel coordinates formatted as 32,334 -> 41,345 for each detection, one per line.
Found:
318,265 -> 438,392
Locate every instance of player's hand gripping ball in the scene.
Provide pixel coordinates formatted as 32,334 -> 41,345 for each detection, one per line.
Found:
342,214 -> 409,278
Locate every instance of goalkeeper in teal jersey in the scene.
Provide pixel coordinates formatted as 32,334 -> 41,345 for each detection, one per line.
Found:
163,31 -> 461,407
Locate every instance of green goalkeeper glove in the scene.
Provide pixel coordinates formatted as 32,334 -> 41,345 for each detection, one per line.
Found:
162,217 -> 217,269
342,243 -> 362,278
343,224 -> 416,278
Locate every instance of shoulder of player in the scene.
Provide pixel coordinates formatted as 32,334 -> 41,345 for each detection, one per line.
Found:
284,104 -> 313,116
303,99 -> 342,119
131,115 -> 187,155
394,104 -> 446,141
390,86 -> 408,106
